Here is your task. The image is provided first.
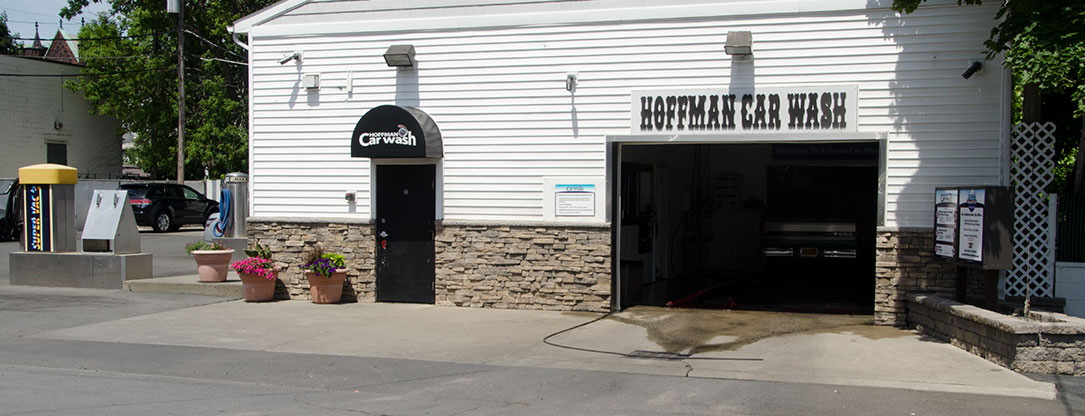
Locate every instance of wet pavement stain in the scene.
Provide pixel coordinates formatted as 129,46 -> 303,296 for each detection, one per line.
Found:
606,306 -> 901,355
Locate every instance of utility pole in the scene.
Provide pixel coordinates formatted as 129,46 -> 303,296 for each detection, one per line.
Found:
173,0 -> 185,184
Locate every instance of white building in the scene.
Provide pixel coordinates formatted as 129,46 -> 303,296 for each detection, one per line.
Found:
0,55 -> 122,179
231,0 -> 1008,325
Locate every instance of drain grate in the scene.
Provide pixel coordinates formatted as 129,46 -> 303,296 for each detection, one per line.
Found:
626,350 -> 691,360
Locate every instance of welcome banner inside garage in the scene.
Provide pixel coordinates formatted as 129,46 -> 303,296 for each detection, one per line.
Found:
631,85 -> 858,135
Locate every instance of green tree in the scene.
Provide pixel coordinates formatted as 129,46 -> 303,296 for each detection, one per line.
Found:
0,11 -> 21,54
893,0 -> 1085,194
61,0 -> 273,179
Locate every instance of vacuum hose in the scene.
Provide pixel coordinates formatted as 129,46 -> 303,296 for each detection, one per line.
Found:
213,188 -> 231,237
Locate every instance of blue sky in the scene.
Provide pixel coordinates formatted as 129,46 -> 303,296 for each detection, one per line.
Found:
2,0 -> 112,46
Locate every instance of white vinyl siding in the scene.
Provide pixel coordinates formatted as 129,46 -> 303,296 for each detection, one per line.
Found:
245,1 -> 1005,228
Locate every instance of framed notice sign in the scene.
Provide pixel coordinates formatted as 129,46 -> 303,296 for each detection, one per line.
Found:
933,188 -> 957,258
555,184 -> 595,217
957,188 -> 985,262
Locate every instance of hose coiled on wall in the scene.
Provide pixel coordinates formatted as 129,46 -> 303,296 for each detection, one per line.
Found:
213,188 -> 231,237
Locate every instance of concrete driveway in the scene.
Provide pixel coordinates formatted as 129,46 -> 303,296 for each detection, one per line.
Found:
33,302 -> 1055,399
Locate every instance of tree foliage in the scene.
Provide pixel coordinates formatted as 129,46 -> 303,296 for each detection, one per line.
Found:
62,0 -> 273,179
894,0 -> 1085,194
895,1 -> 1085,114
0,11 -> 21,54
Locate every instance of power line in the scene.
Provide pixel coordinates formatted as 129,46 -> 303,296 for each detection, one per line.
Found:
82,54 -> 175,60
13,33 -> 164,41
1,6 -> 58,18
0,66 -> 173,77
7,19 -> 66,25
183,29 -> 244,59
200,56 -> 246,66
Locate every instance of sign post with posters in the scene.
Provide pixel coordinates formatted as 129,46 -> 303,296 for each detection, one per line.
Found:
932,186 -> 1013,308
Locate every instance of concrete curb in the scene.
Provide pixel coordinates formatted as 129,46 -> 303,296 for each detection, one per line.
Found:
123,274 -> 243,298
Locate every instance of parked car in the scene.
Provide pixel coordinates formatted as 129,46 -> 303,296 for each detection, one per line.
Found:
120,183 -> 219,232
0,179 -> 20,242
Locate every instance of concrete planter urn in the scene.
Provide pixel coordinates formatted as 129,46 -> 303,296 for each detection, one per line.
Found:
302,247 -> 347,304
191,249 -> 234,282
304,269 -> 347,304
233,256 -> 279,302
237,272 -> 278,301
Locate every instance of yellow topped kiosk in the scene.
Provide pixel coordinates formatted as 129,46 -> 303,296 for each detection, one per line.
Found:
10,164 -> 152,288
18,164 -> 78,252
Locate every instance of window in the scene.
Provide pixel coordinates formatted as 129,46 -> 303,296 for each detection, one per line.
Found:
181,186 -> 200,200
46,143 -> 67,165
162,186 -> 184,199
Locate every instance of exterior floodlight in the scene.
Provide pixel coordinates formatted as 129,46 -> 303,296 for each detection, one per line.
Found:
383,44 -> 416,69
279,51 -> 301,65
725,31 -> 753,56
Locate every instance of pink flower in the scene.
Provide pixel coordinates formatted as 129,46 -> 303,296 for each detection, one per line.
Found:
231,258 -> 277,280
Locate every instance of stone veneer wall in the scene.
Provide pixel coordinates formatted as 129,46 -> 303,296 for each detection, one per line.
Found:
876,228 -> 957,326
435,222 -> 611,312
248,218 -> 376,302
247,219 -> 612,311
908,294 -> 1085,375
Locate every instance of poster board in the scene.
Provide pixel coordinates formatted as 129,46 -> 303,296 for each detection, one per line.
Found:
933,188 -> 957,258
931,186 -> 1013,270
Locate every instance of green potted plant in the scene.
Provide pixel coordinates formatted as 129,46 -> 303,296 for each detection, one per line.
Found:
231,243 -> 278,302
301,246 -> 347,304
186,240 -> 234,283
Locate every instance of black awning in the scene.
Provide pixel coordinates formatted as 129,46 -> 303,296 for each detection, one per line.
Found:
350,105 -> 443,158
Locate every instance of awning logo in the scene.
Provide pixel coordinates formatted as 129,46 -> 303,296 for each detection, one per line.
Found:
358,124 -> 416,147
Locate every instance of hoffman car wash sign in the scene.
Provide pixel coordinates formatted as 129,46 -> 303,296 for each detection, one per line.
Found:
351,105 -> 443,159
631,85 -> 857,134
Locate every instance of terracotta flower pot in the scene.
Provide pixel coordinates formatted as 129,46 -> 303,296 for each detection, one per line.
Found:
238,271 -> 278,302
305,269 -> 347,304
192,249 -> 235,282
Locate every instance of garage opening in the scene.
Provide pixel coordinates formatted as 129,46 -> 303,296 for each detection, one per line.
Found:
616,142 -> 879,314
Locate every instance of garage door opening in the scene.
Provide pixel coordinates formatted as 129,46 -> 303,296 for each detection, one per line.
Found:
615,142 -> 879,314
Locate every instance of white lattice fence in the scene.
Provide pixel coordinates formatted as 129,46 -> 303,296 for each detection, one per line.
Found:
1008,122 -> 1057,298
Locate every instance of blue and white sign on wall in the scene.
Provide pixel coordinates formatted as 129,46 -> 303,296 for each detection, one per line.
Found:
555,184 -> 595,217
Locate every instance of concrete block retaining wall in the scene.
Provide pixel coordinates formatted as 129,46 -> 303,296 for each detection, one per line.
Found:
908,293 -> 1085,375
247,218 -> 611,311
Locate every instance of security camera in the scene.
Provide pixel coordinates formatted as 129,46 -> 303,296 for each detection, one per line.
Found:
279,52 -> 301,65
961,61 -> 982,79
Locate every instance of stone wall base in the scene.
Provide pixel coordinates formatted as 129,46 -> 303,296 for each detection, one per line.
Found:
875,229 -> 956,325
436,223 -> 611,312
248,219 -> 612,312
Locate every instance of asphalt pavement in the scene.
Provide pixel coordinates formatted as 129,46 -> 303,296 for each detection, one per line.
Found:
1,228 -> 1083,414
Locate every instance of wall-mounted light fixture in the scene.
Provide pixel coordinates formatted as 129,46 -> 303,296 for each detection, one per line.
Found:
279,51 -> 302,65
566,72 -> 578,91
961,61 -> 983,79
725,31 -> 753,57
383,44 -> 416,69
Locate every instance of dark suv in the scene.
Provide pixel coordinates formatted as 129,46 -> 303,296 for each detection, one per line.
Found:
120,183 -> 219,232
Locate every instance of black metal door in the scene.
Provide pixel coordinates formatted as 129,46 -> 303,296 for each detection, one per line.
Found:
375,164 -> 436,303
